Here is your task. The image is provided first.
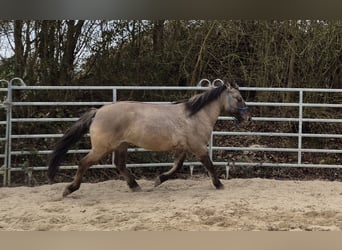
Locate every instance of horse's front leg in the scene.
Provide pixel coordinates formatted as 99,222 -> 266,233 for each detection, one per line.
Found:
192,145 -> 224,189
155,152 -> 186,187
199,154 -> 224,189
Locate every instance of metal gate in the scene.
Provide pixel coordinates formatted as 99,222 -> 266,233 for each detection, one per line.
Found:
1,78 -> 341,186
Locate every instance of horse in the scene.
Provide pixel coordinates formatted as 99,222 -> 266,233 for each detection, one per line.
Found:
48,81 -> 251,197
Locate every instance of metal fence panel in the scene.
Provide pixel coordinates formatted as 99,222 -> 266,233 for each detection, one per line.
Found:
0,78 -> 341,186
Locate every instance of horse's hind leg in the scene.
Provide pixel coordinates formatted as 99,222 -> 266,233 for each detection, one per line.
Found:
63,150 -> 105,197
155,152 -> 186,187
114,145 -> 141,192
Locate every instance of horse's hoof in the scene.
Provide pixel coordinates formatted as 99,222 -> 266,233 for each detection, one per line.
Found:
154,175 -> 167,187
130,185 -> 142,192
214,182 -> 225,190
62,188 -> 71,197
62,183 -> 80,197
154,177 -> 162,187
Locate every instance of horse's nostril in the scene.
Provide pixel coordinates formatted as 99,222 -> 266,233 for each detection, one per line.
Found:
248,116 -> 252,121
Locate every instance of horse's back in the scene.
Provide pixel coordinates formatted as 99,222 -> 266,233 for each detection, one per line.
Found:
90,101 -> 188,151
95,101 -> 183,122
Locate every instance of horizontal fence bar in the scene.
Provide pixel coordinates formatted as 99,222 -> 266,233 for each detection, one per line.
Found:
13,131 -> 342,140
11,118 -> 79,122
10,86 -> 207,91
239,87 -> 342,93
9,144 -> 342,156
213,131 -> 342,138
9,161 -> 212,172
303,103 -> 342,108
302,118 -> 342,123
247,102 -> 342,108
9,116 -> 341,124
10,101 -> 342,108
213,131 -> 297,137
10,149 -> 89,155
247,102 -> 299,107
8,162 -> 342,173
12,102 -> 111,106
10,101 -> 182,106
301,134 -> 342,138
224,162 -> 342,168
11,134 -> 64,139
7,116 -> 342,123
9,147 -> 152,156
219,116 -> 298,122
212,146 -> 342,153
9,85 -> 342,93
12,116 -> 289,123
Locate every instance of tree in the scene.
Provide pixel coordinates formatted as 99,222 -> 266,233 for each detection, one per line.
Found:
60,20 -> 85,84
152,20 -> 165,55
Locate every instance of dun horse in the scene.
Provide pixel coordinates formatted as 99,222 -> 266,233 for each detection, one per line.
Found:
48,81 -> 251,197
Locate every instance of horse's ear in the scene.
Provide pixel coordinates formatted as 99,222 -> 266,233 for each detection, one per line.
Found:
230,80 -> 240,90
224,81 -> 232,89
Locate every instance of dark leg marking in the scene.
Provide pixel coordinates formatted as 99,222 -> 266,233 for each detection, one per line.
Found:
114,147 -> 141,192
155,152 -> 186,187
63,152 -> 99,197
199,154 -> 224,190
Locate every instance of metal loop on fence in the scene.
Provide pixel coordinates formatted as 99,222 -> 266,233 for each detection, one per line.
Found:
212,79 -> 225,87
10,77 -> 26,86
197,79 -> 211,87
197,78 -> 225,88
0,79 -> 9,87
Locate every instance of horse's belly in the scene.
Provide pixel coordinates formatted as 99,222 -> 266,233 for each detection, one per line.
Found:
135,138 -> 178,152
127,131 -> 180,152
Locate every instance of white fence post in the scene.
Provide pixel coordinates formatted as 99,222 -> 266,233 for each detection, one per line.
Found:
0,79 -> 10,186
112,88 -> 117,168
298,90 -> 304,165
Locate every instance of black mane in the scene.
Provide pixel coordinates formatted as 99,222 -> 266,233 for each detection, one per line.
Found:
184,85 -> 227,116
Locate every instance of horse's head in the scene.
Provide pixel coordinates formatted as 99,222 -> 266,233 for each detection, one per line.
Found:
223,81 -> 252,124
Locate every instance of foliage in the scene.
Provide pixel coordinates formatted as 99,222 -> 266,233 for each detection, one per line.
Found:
0,20 -> 341,89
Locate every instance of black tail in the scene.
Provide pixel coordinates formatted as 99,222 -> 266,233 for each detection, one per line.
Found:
47,109 -> 97,182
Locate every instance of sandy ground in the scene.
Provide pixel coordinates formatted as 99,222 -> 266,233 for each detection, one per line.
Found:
0,178 -> 342,231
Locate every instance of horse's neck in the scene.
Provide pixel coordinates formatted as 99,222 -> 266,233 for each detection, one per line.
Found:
198,97 -> 223,128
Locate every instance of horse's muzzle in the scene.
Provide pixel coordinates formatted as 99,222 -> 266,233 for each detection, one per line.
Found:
238,107 -> 252,123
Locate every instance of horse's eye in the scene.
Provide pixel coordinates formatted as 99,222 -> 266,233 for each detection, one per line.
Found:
237,97 -> 242,102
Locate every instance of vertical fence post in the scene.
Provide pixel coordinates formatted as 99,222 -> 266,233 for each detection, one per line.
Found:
3,80 -> 12,186
112,88 -> 117,168
189,165 -> 194,177
298,90 -> 303,165
1,79 -> 9,186
209,133 -> 213,160
6,78 -> 26,186
226,162 -> 233,179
